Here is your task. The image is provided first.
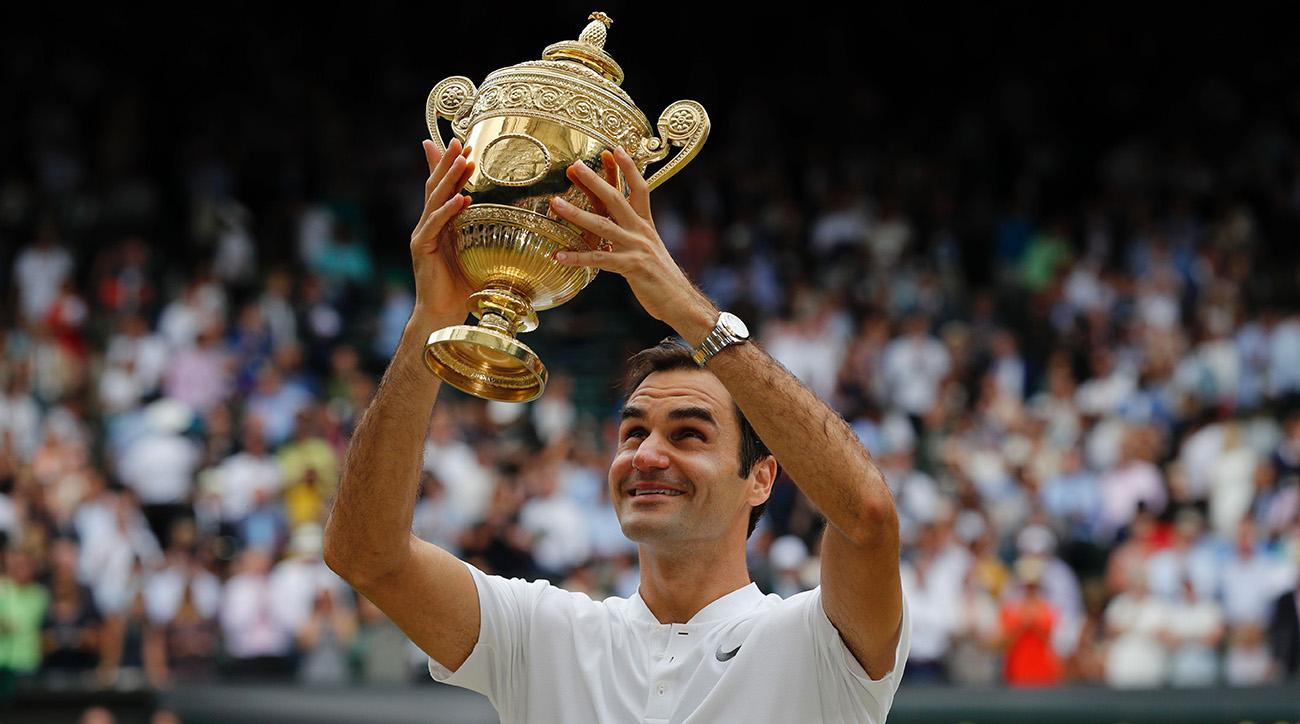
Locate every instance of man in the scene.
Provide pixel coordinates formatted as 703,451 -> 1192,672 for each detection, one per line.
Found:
324,138 -> 909,722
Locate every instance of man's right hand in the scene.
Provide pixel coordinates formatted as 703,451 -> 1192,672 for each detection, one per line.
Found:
410,138 -> 476,327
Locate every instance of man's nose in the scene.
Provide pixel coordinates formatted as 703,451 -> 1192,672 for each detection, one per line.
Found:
632,430 -> 671,472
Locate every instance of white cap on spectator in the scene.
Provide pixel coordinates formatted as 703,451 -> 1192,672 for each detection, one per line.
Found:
488,399 -> 526,426
1016,524 -> 1056,557
879,413 -> 916,455
770,535 -> 809,571
289,523 -> 324,558
954,510 -> 986,544
145,398 -> 194,435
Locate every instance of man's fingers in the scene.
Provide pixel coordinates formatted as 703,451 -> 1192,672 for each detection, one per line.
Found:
424,140 -> 443,176
549,198 -> 640,248
426,138 -> 463,205
565,159 -> 641,229
569,151 -> 620,217
430,155 -> 469,207
613,147 -> 652,222
568,175 -> 608,217
552,249 -> 620,271
415,194 -> 470,247
601,150 -> 619,198
418,155 -> 462,228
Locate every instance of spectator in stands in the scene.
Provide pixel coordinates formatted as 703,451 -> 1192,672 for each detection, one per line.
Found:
246,365 -> 313,448
220,549 -> 294,680
116,400 -> 199,547
159,584 -> 220,685
1103,572 -> 1168,688
1096,429 -> 1167,543
900,524 -> 960,684
411,471 -> 465,555
518,463 -> 590,579
0,550 -> 49,682
143,530 -> 220,634
1165,577 -> 1224,687
269,524 -> 349,645
296,587 -> 356,686
209,416 -> 283,530
1224,623 -> 1276,686
882,313 -> 951,424
163,323 -> 232,415
1221,520 -> 1292,629
353,596 -> 409,685
947,564 -> 1002,686
1145,508 -> 1218,601
1267,586 -> 1300,680
279,407 -> 340,524
40,539 -> 102,680
999,558 -> 1063,687
12,220 -> 73,326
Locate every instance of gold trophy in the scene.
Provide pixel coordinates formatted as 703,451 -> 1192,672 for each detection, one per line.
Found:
422,11 -> 709,402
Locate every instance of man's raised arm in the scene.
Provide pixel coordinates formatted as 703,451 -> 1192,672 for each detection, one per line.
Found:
323,138 -> 482,671
683,320 -> 904,680
551,146 -> 903,680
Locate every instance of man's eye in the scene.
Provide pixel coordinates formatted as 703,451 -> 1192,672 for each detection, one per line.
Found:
676,429 -> 704,440
623,428 -> 647,440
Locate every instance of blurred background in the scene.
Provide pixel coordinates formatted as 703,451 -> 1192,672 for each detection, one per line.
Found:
2,3 -> 1299,722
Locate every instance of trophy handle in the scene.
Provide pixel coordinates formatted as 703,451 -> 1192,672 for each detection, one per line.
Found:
426,76 -> 478,154
641,100 -> 710,191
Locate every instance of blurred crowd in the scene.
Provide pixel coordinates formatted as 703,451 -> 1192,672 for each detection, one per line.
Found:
3,14 -> 1300,697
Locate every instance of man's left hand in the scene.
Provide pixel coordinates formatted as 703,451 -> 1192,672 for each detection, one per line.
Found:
549,146 -> 714,337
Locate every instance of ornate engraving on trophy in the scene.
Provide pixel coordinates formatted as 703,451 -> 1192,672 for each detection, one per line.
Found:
480,134 -> 552,187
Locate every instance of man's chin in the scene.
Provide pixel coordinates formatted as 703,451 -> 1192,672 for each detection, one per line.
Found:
618,516 -> 681,544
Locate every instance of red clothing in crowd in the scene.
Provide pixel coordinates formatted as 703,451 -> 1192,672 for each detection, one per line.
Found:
1000,597 -> 1063,687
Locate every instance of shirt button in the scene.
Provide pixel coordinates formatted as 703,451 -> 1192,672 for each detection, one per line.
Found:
657,683 -> 667,696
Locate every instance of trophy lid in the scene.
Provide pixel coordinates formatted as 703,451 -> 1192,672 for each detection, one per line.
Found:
542,12 -> 625,85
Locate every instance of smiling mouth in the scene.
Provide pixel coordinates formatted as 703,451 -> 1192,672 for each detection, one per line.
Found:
628,489 -> 685,498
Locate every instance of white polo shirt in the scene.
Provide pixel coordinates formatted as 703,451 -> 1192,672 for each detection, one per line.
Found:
429,560 -> 911,723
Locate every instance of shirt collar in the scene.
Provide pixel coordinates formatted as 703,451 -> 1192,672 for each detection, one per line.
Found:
628,582 -> 766,625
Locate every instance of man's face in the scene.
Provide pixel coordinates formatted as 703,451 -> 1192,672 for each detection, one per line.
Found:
610,369 -> 766,546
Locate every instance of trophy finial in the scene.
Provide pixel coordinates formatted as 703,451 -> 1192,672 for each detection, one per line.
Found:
580,12 -> 612,49
542,11 -> 624,84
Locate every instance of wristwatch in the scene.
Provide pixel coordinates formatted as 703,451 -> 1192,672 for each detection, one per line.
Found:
691,312 -> 750,366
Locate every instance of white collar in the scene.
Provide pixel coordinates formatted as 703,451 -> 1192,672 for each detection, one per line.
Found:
627,582 -> 766,626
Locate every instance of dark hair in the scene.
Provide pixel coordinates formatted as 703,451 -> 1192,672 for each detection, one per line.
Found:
620,338 -> 775,538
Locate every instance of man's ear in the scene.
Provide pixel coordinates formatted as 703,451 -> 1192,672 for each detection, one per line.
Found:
747,455 -> 778,507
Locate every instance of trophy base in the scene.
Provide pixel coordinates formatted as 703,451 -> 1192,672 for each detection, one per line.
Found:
424,325 -> 548,402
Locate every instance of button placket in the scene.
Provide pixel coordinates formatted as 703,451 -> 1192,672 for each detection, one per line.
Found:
644,624 -> 688,720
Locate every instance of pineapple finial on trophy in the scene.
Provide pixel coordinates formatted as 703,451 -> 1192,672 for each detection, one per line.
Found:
542,12 -> 624,84
580,12 -> 612,48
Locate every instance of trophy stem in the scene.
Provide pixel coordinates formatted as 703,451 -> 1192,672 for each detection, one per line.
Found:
469,285 -> 539,337
422,282 -> 548,402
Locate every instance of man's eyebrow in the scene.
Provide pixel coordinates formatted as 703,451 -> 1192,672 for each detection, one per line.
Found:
668,407 -> 718,427
620,406 -> 645,420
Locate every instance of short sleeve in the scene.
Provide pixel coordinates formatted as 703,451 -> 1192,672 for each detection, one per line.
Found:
427,560 -> 550,712
806,585 -> 911,710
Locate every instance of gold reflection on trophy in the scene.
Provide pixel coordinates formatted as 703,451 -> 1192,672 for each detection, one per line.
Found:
422,12 -> 710,402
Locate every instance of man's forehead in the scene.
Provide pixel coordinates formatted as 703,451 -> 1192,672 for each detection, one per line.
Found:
624,368 -> 732,416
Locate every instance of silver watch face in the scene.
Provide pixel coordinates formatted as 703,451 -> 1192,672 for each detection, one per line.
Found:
719,312 -> 749,340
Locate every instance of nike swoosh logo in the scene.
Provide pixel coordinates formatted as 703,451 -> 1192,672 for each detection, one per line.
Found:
715,644 -> 741,662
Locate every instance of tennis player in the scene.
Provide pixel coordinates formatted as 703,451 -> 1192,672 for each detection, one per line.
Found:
324,138 -> 910,723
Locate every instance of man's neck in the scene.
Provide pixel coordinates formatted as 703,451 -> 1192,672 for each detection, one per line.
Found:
635,540 -> 753,624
